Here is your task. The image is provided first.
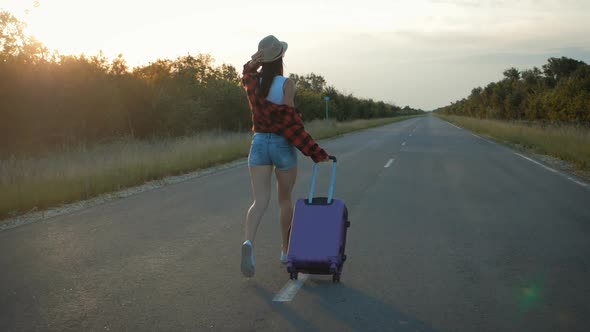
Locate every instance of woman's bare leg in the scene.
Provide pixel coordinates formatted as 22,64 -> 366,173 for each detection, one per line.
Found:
275,166 -> 298,252
245,166 -> 273,245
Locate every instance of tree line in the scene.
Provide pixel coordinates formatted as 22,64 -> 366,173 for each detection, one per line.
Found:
435,56 -> 590,125
0,11 -> 423,156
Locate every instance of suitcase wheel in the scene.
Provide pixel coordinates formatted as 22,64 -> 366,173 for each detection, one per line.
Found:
332,274 -> 341,283
346,221 -> 351,228
329,263 -> 338,274
290,272 -> 298,280
342,255 -> 347,262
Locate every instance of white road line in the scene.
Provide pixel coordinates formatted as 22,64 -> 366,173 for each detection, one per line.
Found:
565,177 -> 590,188
402,142 -> 406,146
471,133 -> 490,142
514,153 -> 589,189
273,274 -> 309,302
449,123 -> 462,130
514,153 -> 558,173
384,158 -> 395,168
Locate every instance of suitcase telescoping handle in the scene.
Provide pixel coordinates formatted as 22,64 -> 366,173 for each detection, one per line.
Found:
308,156 -> 337,204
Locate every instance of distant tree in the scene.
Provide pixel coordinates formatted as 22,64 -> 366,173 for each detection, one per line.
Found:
132,59 -> 173,85
110,54 -> 128,75
543,57 -> 586,84
0,11 -> 27,59
306,73 -> 327,93
289,73 -> 326,93
521,67 -> 543,87
436,56 -> 590,125
0,10 -> 47,63
503,67 -> 520,81
470,87 -> 482,97
288,73 -> 311,90
217,63 -> 240,85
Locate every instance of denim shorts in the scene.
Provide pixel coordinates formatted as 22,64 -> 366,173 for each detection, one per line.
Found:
248,133 -> 298,171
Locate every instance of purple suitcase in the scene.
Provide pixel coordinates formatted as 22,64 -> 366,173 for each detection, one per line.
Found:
287,156 -> 350,282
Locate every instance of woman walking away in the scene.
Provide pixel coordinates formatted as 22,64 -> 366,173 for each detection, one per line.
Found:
240,35 -> 329,278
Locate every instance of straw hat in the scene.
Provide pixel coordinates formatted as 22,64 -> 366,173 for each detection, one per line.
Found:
257,35 -> 288,63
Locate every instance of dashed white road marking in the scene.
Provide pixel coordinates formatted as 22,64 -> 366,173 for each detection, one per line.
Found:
402,142 -> 406,146
384,158 -> 395,168
514,153 -> 589,189
273,274 -> 310,302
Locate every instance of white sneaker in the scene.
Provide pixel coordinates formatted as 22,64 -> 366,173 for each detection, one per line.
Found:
241,240 -> 255,277
280,251 -> 288,264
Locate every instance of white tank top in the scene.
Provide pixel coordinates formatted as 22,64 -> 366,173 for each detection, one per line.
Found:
265,76 -> 288,105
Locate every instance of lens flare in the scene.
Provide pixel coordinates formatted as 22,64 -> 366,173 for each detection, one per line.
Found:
518,277 -> 545,312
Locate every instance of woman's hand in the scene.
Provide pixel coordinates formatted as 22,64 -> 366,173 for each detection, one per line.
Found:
248,50 -> 264,70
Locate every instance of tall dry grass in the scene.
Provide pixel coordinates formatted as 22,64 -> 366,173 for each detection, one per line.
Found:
0,115 -> 422,219
436,114 -> 590,171
0,133 -> 251,218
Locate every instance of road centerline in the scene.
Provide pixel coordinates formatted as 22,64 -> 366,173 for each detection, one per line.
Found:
384,158 -> 395,168
272,274 -> 310,302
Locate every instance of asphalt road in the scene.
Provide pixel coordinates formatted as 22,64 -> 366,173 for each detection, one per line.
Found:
1,115 -> 589,332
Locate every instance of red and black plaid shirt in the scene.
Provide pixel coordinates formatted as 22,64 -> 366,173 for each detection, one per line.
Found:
241,63 -> 329,163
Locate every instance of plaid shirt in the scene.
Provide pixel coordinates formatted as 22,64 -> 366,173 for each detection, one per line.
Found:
241,63 -> 329,163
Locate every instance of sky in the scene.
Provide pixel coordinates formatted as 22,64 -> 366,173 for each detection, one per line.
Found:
2,0 -> 590,110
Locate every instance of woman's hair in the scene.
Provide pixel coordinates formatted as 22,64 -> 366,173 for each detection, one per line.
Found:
258,57 -> 283,98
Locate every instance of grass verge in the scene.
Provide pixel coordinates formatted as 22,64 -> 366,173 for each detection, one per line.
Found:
435,114 -> 590,175
0,115 -> 422,220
